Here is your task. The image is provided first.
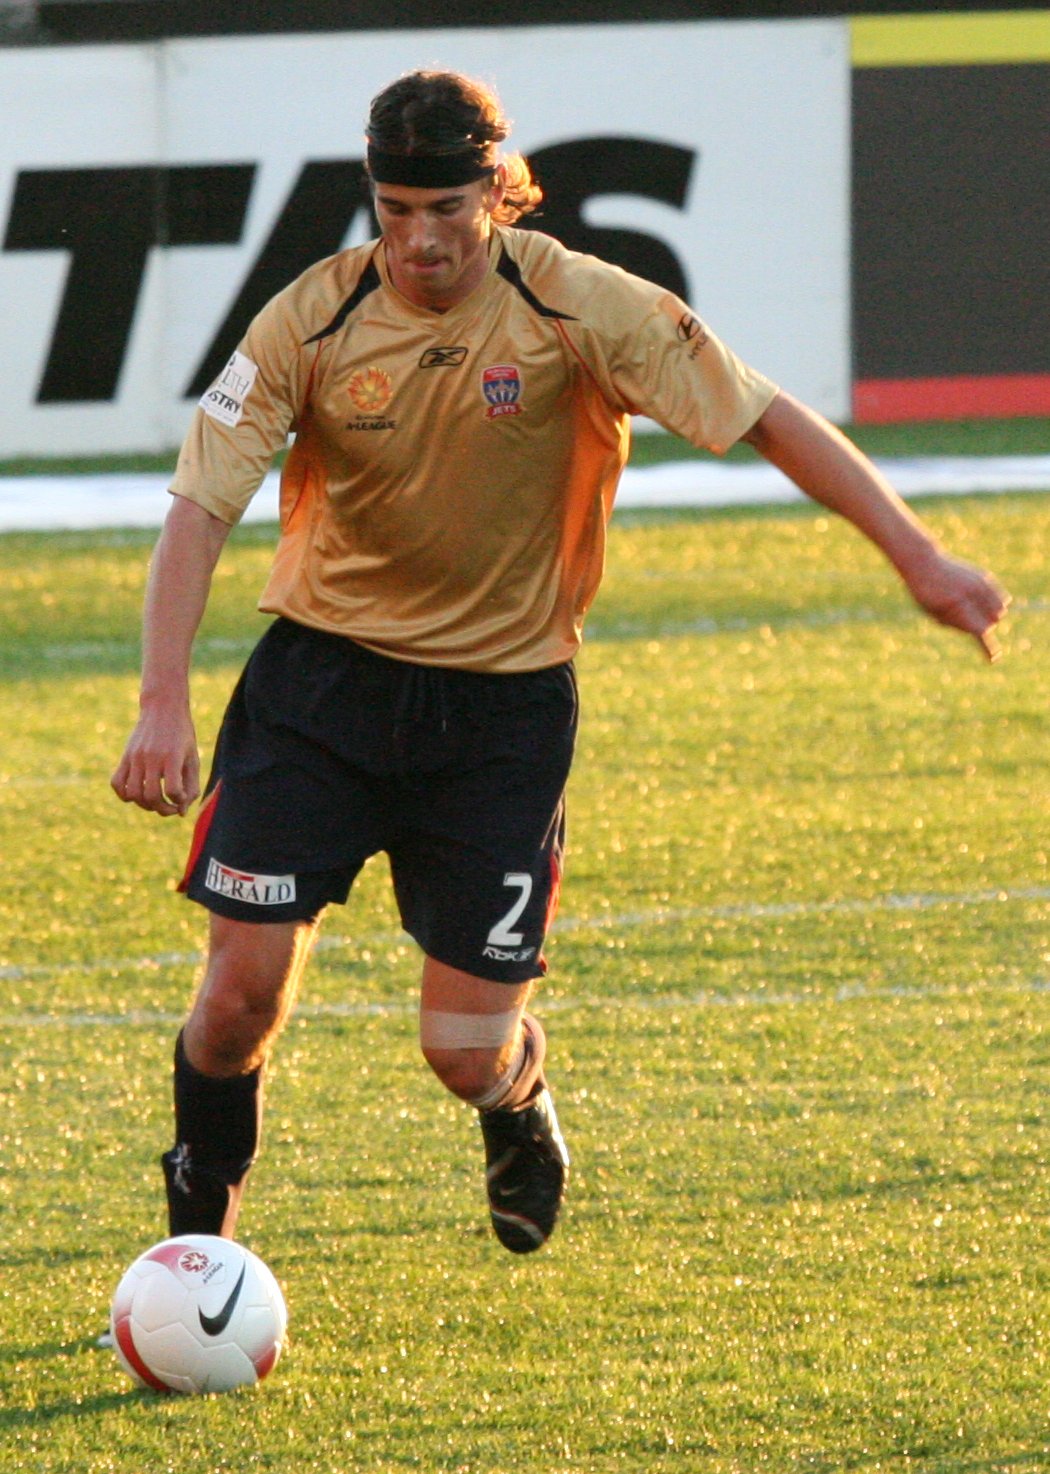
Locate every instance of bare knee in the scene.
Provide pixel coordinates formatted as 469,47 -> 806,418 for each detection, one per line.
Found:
186,985 -> 282,1074
185,916 -> 317,1075
422,1044 -> 506,1103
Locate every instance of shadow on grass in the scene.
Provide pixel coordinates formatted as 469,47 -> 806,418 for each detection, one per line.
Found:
953,1460 -> 1050,1472
807,1449 -> 1050,1473
742,1161 -> 989,1214
0,1389 -> 145,1428
0,1334 -> 114,1366
0,1337 -> 153,1426
0,1245 -> 98,1272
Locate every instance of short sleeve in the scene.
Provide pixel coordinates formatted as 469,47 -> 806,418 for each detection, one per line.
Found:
168,283 -> 318,523
565,262 -> 778,455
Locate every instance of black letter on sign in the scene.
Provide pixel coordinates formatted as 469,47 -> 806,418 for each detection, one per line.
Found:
523,138 -> 697,300
3,165 -> 254,402
186,160 -> 375,397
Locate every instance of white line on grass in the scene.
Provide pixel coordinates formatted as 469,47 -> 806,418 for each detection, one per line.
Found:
551,884 -> 1050,932
1,883 -> 1047,1029
25,595 -> 1049,668
2,975 -> 1047,1035
5,976 -> 1046,1035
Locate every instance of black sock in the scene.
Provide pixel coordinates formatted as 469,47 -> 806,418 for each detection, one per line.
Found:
172,1031 -> 262,1184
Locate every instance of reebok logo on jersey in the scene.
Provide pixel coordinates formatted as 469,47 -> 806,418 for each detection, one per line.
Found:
199,350 -> 258,428
482,365 -> 523,418
204,860 -> 296,906
420,346 -> 468,368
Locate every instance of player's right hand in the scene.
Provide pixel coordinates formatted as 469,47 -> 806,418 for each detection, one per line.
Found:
111,706 -> 200,817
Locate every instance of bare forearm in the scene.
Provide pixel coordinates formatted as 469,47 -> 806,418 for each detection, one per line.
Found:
112,495 -> 232,816
139,495 -> 231,707
743,390 -> 1010,659
743,391 -> 939,579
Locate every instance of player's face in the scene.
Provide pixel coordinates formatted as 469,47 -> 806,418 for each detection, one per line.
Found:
375,175 -> 504,311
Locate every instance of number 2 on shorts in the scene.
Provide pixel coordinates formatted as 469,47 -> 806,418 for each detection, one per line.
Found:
487,872 -> 534,946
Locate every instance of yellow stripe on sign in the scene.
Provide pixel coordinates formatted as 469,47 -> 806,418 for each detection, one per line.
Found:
852,11 -> 1050,66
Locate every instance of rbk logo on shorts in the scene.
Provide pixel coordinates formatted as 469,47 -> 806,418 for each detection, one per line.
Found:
204,859 -> 297,906
482,364 -> 523,418
482,944 -> 537,963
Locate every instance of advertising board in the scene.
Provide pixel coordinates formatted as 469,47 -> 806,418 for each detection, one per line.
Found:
0,20 -> 848,455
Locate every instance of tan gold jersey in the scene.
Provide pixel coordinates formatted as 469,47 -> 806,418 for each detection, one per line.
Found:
171,225 -> 777,671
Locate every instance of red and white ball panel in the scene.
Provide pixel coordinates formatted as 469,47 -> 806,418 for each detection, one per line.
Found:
110,1234 -> 287,1395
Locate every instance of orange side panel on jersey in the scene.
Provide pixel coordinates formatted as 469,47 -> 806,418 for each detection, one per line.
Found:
554,317 -> 604,396
853,374 -> 1050,424
177,781 -> 223,892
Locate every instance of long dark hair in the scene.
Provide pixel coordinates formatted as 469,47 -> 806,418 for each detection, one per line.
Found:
366,70 -> 542,224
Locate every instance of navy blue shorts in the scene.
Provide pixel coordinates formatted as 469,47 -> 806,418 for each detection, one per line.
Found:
179,619 -> 578,983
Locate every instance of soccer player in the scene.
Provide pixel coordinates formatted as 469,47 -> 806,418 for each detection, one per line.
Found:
111,70 -> 1008,1255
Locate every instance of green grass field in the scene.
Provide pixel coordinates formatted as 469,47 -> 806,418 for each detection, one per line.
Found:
0,467 -> 1047,1471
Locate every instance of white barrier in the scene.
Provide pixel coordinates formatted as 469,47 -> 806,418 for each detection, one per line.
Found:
0,20 -> 850,457
3,457 -> 1048,532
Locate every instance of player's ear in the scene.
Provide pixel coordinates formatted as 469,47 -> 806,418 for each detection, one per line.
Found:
485,165 -> 506,213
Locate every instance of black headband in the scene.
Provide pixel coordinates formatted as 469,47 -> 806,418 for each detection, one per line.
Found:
366,146 -> 497,188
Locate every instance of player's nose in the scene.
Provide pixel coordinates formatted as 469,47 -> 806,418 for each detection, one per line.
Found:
405,215 -> 438,255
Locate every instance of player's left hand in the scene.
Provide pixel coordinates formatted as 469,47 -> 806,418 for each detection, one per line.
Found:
904,550 -> 1011,662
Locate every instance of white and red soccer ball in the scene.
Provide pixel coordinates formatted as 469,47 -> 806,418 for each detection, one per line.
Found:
110,1234 -> 287,1394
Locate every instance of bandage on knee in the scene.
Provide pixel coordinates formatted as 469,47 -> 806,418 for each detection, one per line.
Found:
419,1006 -> 522,1051
469,1013 -> 547,1113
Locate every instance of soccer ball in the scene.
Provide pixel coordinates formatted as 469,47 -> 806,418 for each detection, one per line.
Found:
110,1234 -> 288,1394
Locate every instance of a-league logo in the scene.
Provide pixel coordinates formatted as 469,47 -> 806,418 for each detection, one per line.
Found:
482,364 -> 523,418
348,365 -> 394,413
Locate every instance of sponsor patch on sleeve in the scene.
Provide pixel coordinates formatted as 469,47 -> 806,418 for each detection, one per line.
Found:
199,350 -> 259,428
